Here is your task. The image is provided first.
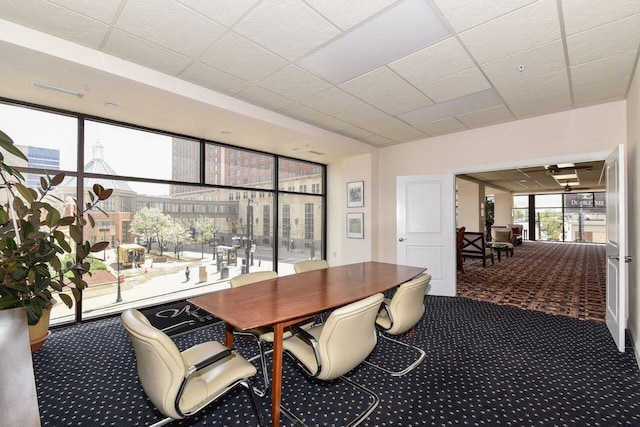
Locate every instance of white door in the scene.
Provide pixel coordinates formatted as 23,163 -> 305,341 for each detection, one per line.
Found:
397,174 -> 456,296
605,144 -> 628,352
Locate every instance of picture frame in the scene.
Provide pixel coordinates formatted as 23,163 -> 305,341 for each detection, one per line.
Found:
347,181 -> 364,208
346,212 -> 364,239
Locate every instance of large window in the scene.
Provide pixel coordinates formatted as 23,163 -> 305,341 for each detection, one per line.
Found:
0,100 -> 326,326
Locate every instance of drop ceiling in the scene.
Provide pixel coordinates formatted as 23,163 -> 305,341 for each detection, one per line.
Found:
0,0 -> 638,163
458,160 -> 606,194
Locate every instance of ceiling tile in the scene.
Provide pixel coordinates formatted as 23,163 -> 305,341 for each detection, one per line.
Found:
562,0 -> 640,35
305,0 -> 398,31
49,0 -> 122,24
338,126 -> 375,139
180,62 -> 251,96
570,50 -> 637,87
301,88 -> 363,115
103,29 -> 192,76
236,86 -> 294,110
0,0 -> 109,49
336,103 -> 389,127
418,67 -> 491,103
481,40 -> 566,87
258,65 -> 331,101
377,125 -> 427,142
566,13 -> 640,66
358,115 -> 408,134
371,88 -> 434,115
234,0 -> 340,61
199,32 -> 288,83
311,115 -> 353,132
359,134 -> 396,147
338,67 -> 413,102
509,90 -> 572,119
176,0 -> 258,27
456,105 -> 514,128
415,117 -> 467,136
497,69 -> 569,104
573,76 -> 630,105
389,37 -> 476,86
116,0 -> 226,58
459,0 -> 561,64
432,0 -> 537,32
277,103 -> 327,122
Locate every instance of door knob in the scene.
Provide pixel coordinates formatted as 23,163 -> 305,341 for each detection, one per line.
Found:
399,237 -> 407,242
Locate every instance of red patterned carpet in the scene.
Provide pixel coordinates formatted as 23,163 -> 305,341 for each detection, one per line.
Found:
457,241 -> 606,322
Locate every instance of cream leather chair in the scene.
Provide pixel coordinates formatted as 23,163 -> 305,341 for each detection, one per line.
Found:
282,293 -> 384,426
293,259 -> 329,273
121,309 -> 263,427
230,271 -> 278,396
365,274 -> 431,376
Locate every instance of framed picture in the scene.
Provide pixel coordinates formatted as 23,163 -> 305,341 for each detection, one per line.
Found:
347,181 -> 364,208
346,212 -> 364,239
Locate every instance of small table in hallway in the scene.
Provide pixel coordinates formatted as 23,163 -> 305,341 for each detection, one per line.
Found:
491,243 -> 513,261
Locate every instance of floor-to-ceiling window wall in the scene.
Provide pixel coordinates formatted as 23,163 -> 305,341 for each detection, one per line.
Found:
0,100 -> 326,325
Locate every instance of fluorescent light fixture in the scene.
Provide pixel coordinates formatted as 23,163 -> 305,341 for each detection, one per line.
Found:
30,81 -> 84,98
566,181 -> 580,186
297,0 -> 449,84
553,173 -> 578,180
397,89 -> 504,125
557,162 -> 575,168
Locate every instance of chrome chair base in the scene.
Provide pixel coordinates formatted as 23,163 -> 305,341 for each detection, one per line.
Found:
280,375 -> 379,427
364,333 -> 426,376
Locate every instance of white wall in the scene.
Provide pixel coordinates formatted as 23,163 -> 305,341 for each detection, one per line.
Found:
326,153 -> 373,266
456,178 -> 481,231
376,101 -> 626,264
626,62 -> 640,365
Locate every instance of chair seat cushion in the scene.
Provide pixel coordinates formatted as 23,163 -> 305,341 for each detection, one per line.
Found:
180,342 -> 256,412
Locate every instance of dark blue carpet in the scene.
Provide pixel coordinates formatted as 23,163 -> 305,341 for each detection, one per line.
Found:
33,296 -> 640,426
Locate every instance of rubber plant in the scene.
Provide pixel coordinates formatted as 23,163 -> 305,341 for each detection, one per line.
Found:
0,129 -> 112,325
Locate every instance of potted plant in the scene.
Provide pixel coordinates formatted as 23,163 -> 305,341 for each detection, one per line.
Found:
0,129 -> 112,351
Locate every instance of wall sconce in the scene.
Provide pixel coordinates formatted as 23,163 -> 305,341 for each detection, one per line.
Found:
480,202 -> 485,217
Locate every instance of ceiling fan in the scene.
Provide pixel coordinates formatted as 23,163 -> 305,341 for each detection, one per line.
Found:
544,163 -> 592,176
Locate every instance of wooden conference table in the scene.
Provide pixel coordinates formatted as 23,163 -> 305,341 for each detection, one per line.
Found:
188,261 -> 425,426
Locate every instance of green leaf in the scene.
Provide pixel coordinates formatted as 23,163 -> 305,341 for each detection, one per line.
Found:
45,208 -> 61,228
14,183 -> 35,204
57,216 -> 75,226
40,176 -> 48,191
53,230 -> 71,252
50,172 -> 65,187
87,213 -> 95,227
69,224 -> 82,243
0,130 -> 28,161
0,208 -> 9,225
59,293 -> 73,308
91,241 -> 109,253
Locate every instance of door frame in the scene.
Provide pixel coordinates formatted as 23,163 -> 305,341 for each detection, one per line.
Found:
449,150 -> 610,295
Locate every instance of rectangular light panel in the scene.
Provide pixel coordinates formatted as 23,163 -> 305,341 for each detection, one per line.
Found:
297,0 -> 450,84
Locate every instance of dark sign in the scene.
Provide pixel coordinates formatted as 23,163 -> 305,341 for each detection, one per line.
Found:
564,192 -> 606,208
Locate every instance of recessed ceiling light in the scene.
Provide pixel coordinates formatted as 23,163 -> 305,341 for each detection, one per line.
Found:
30,80 -> 84,98
309,150 -> 325,156
553,173 -> 578,180
516,64 -> 526,72
557,162 -> 575,168
297,0 -> 449,84
104,102 -> 118,108
221,131 -> 231,135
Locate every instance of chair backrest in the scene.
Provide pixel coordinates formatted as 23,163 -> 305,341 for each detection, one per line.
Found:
293,259 -> 329,273
315,293 -> 384,380
461,231 -> 487,256
230,270 -> 278,288
491,226 -> 513,244
386,274 -> 432,335
121,309 -> 186,419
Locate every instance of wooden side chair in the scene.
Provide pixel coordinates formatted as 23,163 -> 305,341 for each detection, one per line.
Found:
461,231 -> 494,267
456,226 -> 466,272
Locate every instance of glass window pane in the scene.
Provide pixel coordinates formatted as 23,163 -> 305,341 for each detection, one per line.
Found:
277,194 -> 324,275
0,102 -> 77,171
534,208 -> 563,241
563,192 -> 606,243
206,144 -> 275,189
278,158 -> 323,193
84,121 -> 200,182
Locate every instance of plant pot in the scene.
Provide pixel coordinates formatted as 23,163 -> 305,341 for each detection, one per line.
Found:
28,308 -> 52,353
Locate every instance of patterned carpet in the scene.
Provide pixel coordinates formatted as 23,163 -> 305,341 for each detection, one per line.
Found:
457,241 -> 606,322
33,296 -> 640,426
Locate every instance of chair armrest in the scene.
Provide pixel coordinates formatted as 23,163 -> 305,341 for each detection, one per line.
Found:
289,325 -> 323,376
176,347 -> 233,417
